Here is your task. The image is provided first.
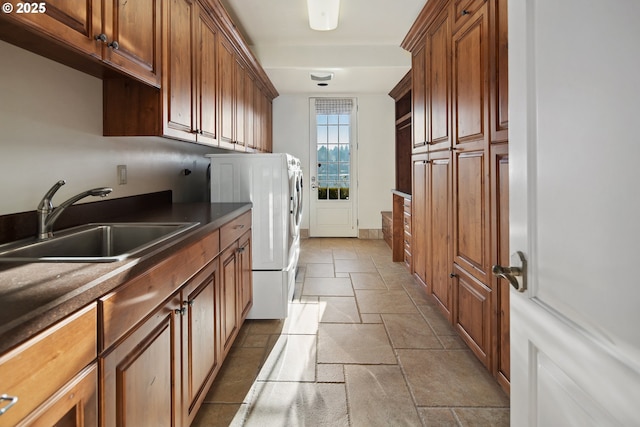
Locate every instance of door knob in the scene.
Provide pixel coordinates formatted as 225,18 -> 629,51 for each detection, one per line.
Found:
492,251 -> 527,292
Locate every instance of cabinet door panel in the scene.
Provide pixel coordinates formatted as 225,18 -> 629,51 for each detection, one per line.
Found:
220,244 -> 239,356
453,264 -> 491,368
102,295 -> 181,427
196,7 -> 218,144
490,0 -> 508,142
454,150 -> 489,282
235,59 -> 246,148
164,0 -> 196,139
428,10 -> 452,151
453,3 -> 488,150
412,42 -> 427,151
0,0 -> 101,57
103,0 -> 161,86
411,156 -> 428,287
429,152 -> 453,319
218,36 -> 235,148
238,232 -> 253,320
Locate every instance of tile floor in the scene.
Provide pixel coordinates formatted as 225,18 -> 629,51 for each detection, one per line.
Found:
192,238 -> 510,427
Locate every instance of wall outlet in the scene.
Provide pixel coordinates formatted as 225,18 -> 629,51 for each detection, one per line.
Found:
117,165 -> 127,185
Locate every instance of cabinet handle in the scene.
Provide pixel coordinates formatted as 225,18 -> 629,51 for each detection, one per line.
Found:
233,224 -> 245,230
108,40 -> 120,50
449,272 -> 457,278
237,247 -> 246,254
95,33 -> 107,43
175,307 -> 186,316
461,9 -> 470,15
184,300 -> 195,307
0,394 -> 18,415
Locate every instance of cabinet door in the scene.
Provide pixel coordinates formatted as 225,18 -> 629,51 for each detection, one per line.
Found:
102,294 -> 181,427
453,263 -> 491,368
234,58 -> 246,149
412,40 -> 427,151
428,150 -> 453,320
427,9 -> 452,151
491,143 -> 510,391
453,149 -> 490,283
182,259 -> 221,426
0,0 -> 101,58
220,243 -> 239,357
218,35 -> 235,149
195,6 -> 218,145
103,0 -> 162,87
244,74 -> 256,150
164,0 -> 197,141
452,2 -> 489,151
490,0 -> 508,143
15,364 -> 97,427
411,155 -> 428,288
238,231 -> 253,321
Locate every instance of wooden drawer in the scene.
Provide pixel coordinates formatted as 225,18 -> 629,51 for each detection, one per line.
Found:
100,230 -> 220,351
403,197 -> 411,213
403,212 -> 412,234
220,211 -> 252,251
0,304 -> 97,426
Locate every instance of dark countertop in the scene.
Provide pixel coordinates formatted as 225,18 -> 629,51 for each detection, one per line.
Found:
0,202 -> 251,354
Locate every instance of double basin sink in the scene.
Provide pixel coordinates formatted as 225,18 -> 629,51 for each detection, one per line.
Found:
0,222 -> 199,263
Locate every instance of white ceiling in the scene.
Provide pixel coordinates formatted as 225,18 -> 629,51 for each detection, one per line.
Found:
219,0 -> 426,95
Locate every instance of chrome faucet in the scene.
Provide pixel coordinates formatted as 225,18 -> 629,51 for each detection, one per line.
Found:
37,180 -> 113,239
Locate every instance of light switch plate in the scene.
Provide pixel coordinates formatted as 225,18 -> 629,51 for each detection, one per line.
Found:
117,165 -> 127,185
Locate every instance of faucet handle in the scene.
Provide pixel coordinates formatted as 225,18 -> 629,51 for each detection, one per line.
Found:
37,180 -> 66,211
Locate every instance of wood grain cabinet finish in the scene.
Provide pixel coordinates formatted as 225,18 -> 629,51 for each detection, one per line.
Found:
0,304 -> 97,427
101,294 -> 182,427
181,258 -> 222,426
403,0 -> 509,391
238,231 -> 253,321
0,0 -> 161,87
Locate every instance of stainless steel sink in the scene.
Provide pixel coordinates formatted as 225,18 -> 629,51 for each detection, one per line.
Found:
0,222 -> 199,263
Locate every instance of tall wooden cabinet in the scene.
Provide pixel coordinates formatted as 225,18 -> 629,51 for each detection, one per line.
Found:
403,0 -> 509,392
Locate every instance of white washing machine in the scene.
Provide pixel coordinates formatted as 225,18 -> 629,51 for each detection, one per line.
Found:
207,153 -> 303,319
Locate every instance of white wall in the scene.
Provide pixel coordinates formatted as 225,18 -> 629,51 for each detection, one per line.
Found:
272,93 -> 395,230
0,41 -> 219,216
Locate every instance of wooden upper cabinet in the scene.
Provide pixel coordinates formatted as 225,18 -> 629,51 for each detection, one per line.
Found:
102,0 -> 162,87
490,0 -> 508,143
195,5 -> 219,145
245,74 -> 256,150
234,58 -> 247,150
452,1 -> 489,151
0,0 -> 161,86
218,35 -> 235,149
427,8 -> 452,151
412,41 -> 428,151
164,0 -> 197,141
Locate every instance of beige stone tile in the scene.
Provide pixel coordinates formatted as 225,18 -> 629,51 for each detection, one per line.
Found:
335,272 -> 350,278
245,319 -> 284,335
302,277 -> 354,296
204,347 -> 265,403
397,349 -> 509,407
241,334 -> 271,348
334,258 -> 378,273
417,408 -> 459,427
305,263 -> 335,278
318,296 -> 360,323
418,304 -> 458,336
355,289 -> 419,314
350,272 -> 387,290
333,249 -> 358,259
382,313 -> 443,349
380,271 -> 418,289
191,403 -> 242,427
318,323 -> 396,364
317,363 -> 345,383
257,335 -> 316,382
298,249 -> 334,264
345,365 -> 421,427
360,313 -> 383,323
282,303 -> 319,335
240,382 -> 348,427
454,408 -> 510,426
440,334 -> 467,349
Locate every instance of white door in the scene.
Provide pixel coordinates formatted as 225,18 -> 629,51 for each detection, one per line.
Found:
509,1 -> 640,425
309,98 -> 358,237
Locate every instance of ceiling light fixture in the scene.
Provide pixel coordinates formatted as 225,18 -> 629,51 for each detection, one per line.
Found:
307,0 -> 340,31
310,72 -> 334,82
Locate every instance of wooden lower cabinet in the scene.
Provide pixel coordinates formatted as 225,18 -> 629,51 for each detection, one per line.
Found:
182,259 -> 222,426
238,231 -> 253,321
0,304 -> 97,427
101,293 -> 182,427
220,242 -> 240,357
453,263 -> 492,368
